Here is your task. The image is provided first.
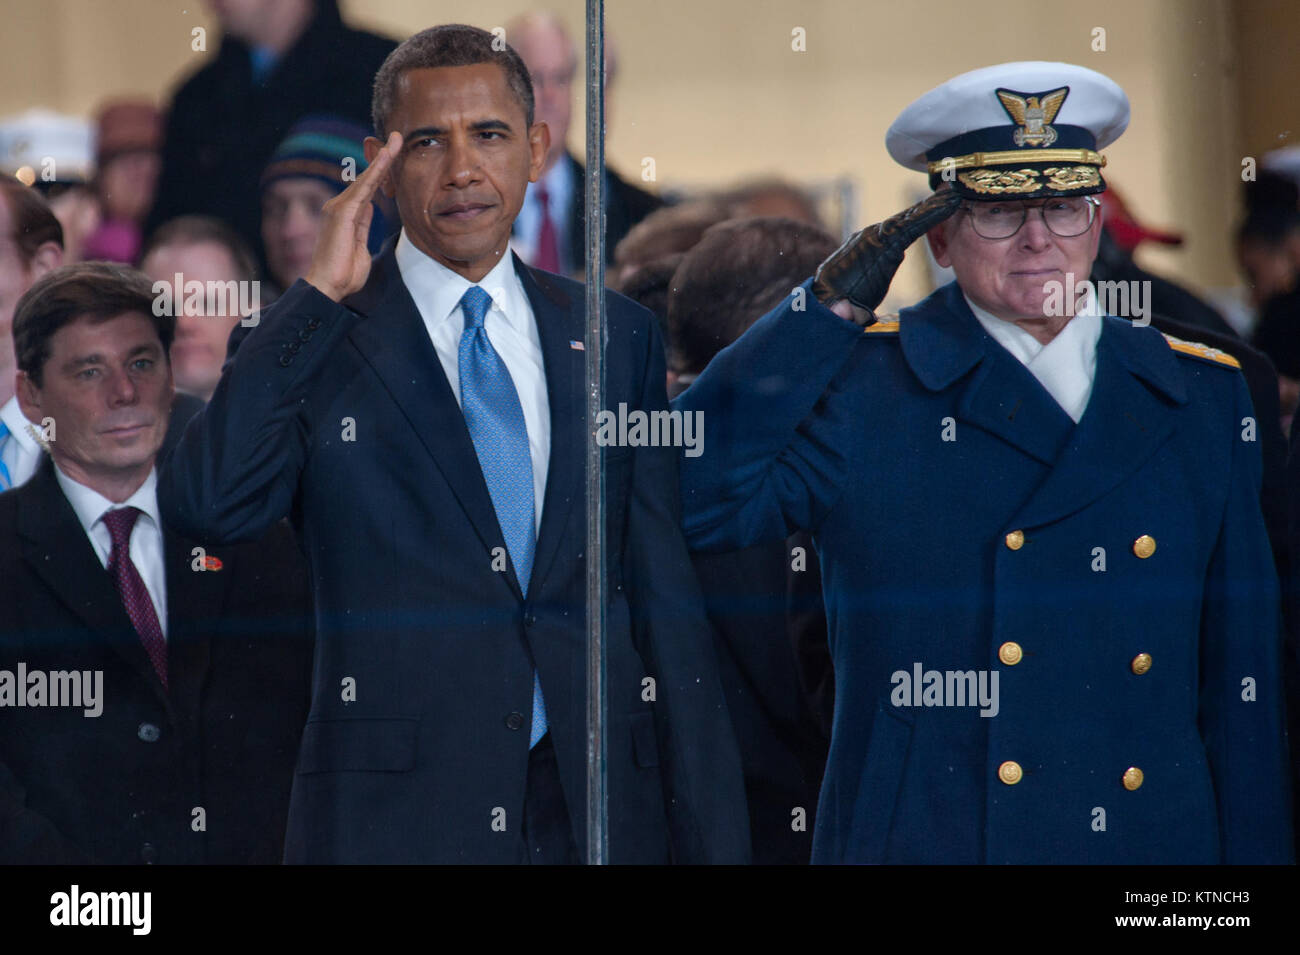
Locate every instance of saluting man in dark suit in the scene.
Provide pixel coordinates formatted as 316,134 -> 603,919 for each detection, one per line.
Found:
159,24 -> 747,864
675,61 -> 1293,863
0,262 -> 312,864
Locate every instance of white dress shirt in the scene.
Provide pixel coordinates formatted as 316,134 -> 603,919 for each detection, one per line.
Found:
54,465 -> 168,638
965,293 -> 1102,423
0,395 -> 45,489
395,230 -> 550,532
511,156 -> 573,273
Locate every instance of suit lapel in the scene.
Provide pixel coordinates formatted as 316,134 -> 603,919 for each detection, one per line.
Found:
1011,319 -> 1185,529
344,244 -> 523,598
17,459 -> 171,706
516,255 -> 584,595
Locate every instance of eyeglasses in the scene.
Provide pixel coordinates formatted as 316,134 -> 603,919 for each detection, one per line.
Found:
962,195 -> 1100,240
530,67 -> 576,91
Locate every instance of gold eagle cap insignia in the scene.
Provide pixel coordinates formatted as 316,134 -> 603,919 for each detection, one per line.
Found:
997,87 -> 1069,148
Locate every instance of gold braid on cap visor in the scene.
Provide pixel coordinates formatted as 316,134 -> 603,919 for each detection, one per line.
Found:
927,150 -> 1107,195
926,149 -> 1106,173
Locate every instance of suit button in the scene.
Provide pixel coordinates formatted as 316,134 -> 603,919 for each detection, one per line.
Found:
1132,535 -> 1156,559
298,327 -> 312,341
137,722 -> 161,743
505,712 -> 525,731
1004,530 -> 1025,551
1122,766 -> 1145,790
287,340 -> 301,354
997,760 -> 1023,785
998,641 -> 1023,665
525,613 -> 537,627
278,354 -> 293,367
140,842 -> 157,863
305,318 -> 321,330
1131,652 -> 1153,675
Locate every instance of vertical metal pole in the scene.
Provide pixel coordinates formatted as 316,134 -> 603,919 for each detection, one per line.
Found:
583,0 -> 608,865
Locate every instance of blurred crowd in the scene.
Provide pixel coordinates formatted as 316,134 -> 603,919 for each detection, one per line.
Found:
5,4 -> 1295,420
1,0 -> 1298,866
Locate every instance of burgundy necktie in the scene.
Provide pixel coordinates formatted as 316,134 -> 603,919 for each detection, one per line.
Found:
534,184 -> 561,273
102,507 -> 167,688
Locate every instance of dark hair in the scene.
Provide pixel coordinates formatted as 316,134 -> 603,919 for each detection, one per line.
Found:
609,254 -> 680,339
1236,208 -> 1300,248
371,24 -> 535,136
141,215 -> 258,281
612,200 -> 732,271
717,179 -> 826,230
668,217 -> 838,375
13,261 -> 171,387
0,176 -> 64,262
1243,170 -> 1300,214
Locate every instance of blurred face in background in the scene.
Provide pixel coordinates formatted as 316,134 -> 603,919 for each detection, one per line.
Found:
0,193 -> 63,401
262,177 -> 335,290
141,239 -> 244,401
205,0 -> 308,45
47,186 -> 101,264
98,150 -> 160,223
1237,236 -> 1298,308
509,17 -> 574,171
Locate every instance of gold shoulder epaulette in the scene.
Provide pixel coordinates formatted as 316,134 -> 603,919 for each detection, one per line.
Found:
1161,332 -> 1241,369
864,314 -> 900,335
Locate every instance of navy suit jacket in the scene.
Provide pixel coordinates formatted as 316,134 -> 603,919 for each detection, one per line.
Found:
0,458 -> 312,864
158,241 -> 749,863
675,279 -> 1293,864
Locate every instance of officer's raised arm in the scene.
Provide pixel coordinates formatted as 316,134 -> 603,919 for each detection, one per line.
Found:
672,192 -> 961,553
816,189 -> 962,324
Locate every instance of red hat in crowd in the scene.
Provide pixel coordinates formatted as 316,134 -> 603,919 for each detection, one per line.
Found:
1099,186 -> 1183,253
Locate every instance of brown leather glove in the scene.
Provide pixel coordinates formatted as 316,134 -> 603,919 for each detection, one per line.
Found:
813,190 -> 963,323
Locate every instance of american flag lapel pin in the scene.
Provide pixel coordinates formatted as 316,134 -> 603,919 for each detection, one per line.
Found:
569,340 -> 585,351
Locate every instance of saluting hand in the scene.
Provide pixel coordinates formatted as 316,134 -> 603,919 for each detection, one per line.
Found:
305,131 -> 402,303
814,189 -> 963,325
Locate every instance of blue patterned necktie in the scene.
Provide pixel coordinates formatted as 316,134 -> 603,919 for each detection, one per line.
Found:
0,419 -> 12,490
457,285 -> 547,748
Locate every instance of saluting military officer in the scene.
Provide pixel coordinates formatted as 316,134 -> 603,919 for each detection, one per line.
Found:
674,61 -> 1293,864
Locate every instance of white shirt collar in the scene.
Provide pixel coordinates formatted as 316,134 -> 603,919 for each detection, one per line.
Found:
54,464 -> 162,539
538,154 -> 573,201
394,229 -> 530,340
0,395 -> 42,455
964,292 -> 1103,423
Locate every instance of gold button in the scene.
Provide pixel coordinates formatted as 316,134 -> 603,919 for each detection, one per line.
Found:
1005,530 -> 1025,551
1131,652 -> 1152,675
1132,535 -> 1156,559
998,641 -> 1023,665
998,760 -> 1023,785
1122,766 -> 1144,791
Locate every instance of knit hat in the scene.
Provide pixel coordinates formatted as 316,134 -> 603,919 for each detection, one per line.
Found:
260,115 -> 371,194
